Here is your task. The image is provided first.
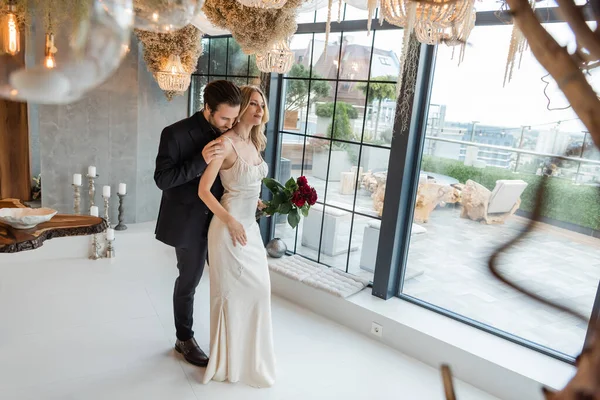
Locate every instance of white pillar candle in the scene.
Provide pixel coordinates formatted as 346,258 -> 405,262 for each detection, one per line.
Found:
103,185 -> 111,198
73,173 -> 82,186
88,165 -> 96,177
106,228 -> 115,241
90,206 -> 99,217
118,183 -> 126,195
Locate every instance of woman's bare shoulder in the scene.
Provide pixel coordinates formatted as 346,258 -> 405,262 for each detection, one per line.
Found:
218,132 -> 236,148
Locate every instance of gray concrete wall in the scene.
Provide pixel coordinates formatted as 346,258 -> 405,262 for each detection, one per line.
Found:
36,38 -> 188,224
136,45 -> 188,222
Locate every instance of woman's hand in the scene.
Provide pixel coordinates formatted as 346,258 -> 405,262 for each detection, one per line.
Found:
257,199 -> 266,210
227,218 -> 247,247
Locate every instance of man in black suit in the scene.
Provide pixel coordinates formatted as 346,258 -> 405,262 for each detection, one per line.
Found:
154,80 -> 242,367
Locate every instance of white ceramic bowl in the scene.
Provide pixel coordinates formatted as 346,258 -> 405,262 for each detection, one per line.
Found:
0,207 -> 58,229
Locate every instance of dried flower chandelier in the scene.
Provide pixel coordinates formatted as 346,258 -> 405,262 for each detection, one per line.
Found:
255,39 -> 294,74
156,54 -> 191,92
236,0 -> 288,9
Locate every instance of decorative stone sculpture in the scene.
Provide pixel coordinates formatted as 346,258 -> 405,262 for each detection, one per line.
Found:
459,179 -> 522,224
413,183 -> 461,224
459,180 -> 490,222
373,184 -> 386,217
360,171 -> 387,194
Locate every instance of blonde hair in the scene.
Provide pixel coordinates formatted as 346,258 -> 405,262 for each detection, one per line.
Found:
239,85 -> 269,152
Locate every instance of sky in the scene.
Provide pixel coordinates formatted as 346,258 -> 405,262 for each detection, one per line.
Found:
429,23 -> 599,133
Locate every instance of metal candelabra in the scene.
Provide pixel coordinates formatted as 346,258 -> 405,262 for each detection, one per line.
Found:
115,193 -> 128,231
105,237 -> 115,258
89,233 -> 101,260
87,174 -> 98,208
103,195 -> 111,227
72,184 -> 81,214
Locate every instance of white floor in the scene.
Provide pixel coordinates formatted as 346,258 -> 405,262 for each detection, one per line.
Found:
0,226 -> 499,400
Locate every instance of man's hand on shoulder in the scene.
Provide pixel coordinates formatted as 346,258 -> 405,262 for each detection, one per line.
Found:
202,138 -> 226,164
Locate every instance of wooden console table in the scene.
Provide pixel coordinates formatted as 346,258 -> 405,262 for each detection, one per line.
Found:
0,198 -> 107,253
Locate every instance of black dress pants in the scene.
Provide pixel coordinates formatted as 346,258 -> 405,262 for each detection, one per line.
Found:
174,241 -> 208,341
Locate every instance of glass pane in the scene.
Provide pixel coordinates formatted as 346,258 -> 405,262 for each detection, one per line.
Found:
232,77 -> 249,87
274,133 -> 307,252
322,141 -> 361,212
332,82 -> 367,143
288,34 -> 314,77
197,38 -> 209,74
228,38 -> 249,76
339,31 -> 373,81
296,137 -> 326,261
296,216 -> 321,261
370,29 -> 404,81
363,80 -> 396,146
402,23 -> 600,358
343,3 -> 370,20
347,215 -> 382,281
209,37 -> 228,75
316,205 -> 354,271
190,75 -> 207,114
311,32 -> 342,80
248,76 -> 261,86
357,145 -> 390,215
308,80 -> 335,137
248,55 -> 260,76
282,78 -> 310,133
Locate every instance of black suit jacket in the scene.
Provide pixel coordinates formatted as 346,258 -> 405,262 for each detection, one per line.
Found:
154,111 -> 224,248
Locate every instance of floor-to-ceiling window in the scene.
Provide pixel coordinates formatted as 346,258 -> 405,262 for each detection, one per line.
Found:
189,37 -> 261,114
272,14 -> 403,281
397,21 -> 600,360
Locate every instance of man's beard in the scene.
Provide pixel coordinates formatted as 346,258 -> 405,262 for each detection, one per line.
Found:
206,114 -> 227,133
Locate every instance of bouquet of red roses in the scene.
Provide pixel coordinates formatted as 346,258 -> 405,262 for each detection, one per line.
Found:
259,176 -> 318,228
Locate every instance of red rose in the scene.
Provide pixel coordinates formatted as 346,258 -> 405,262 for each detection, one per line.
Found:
308,188 -> 318,205
292,191 -> 306,207
297,176 -> 308,187
300,185 -> 312,196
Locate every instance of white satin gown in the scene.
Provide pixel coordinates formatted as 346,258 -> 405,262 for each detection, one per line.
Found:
203,137 -> 276,387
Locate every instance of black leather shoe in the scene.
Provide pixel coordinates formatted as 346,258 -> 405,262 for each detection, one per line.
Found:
175,337 -> 209,367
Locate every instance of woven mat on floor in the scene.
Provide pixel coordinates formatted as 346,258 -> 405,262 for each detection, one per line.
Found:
268,254 -> 369,298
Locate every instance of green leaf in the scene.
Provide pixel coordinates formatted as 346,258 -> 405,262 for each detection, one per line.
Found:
279,202 -> 292,214
284,177 -> 297,190
264,205 -> 278,215
272,192 -> 287,207
301,205 -> 310,217
287,209 -> 301,229
262,178 -> 285,193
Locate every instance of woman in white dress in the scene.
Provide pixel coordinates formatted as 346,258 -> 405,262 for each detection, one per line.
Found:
198,85 -> 275,388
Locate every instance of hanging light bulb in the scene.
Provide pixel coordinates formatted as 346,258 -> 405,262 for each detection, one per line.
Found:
1,0 -> 134,104
0,0 -> 20,56
44,32 -> 57,69
156,54 -> 191,92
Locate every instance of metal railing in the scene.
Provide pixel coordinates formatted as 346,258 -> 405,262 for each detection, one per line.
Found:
424,135 -> 600,182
